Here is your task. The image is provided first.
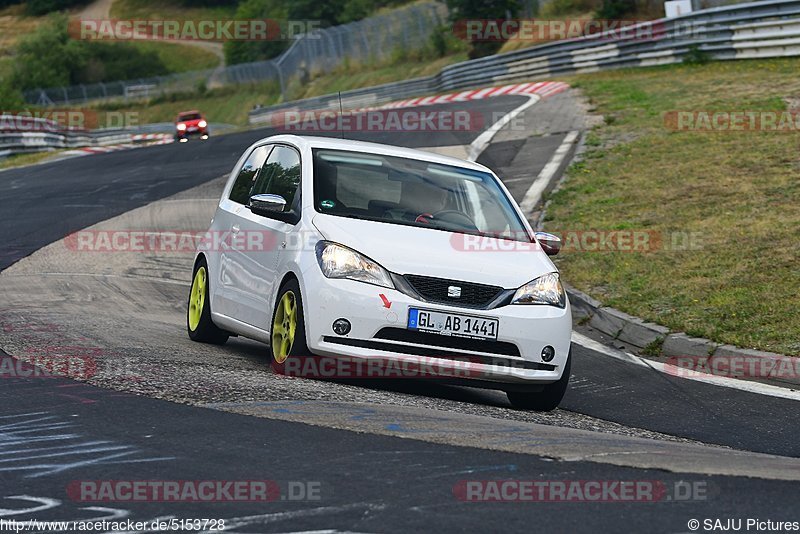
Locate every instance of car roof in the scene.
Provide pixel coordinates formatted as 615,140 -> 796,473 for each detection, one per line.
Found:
256,134 -> 492,173
177,110 -> 201,116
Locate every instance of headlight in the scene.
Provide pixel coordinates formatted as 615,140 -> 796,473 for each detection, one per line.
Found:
177,123 -> 187,130
511,272 -> 566,308
198,120 -> 207,128
315,241 -> 394,289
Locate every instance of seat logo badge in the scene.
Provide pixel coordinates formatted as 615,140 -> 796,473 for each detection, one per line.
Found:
448,286 -> 462,298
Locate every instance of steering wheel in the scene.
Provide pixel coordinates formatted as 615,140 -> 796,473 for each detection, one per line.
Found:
431,210 -> 478,230
414,210 -> 478,231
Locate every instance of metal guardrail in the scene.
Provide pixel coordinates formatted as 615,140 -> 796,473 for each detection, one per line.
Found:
0,116 -> 170,159
248,0 -> 800,124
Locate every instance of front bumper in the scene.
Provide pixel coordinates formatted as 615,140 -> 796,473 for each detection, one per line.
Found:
302,270 -> 572,387
175,128 -> 208,139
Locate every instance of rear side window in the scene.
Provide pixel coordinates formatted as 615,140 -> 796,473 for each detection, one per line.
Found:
229,146 -> 271,204
251,145 -> 302,211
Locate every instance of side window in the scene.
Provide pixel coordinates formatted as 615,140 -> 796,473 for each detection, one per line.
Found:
252,145 -> 302,212
229,145 -> 271,204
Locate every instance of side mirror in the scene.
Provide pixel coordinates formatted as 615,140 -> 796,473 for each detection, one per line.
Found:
534,232 -> 561,256
249,194 -> 286,216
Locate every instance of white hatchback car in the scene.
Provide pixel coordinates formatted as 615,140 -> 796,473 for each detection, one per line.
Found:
188,135 -> 572,410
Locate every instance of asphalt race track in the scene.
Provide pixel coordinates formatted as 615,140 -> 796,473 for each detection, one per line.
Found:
1,94 -> 798,532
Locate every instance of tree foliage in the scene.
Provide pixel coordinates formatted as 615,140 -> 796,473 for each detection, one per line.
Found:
223,0 -> 289,66
445,0 -> 520,58
596,0 -> 637,19
224,0 -> 409,65
445,0 -> 521,20
25,0 -> 89,16
12,14 -> 168,91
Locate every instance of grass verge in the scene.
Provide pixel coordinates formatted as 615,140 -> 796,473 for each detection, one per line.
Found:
545,58 -> 800,355
0,4 -> 44,52
132,40 -> 220,73
0,150 -> 62,171
110,0 -> 238,21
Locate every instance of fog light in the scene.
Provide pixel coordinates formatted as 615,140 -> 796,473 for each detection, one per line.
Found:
541,345 -> 555,362
332,318 -> 351,335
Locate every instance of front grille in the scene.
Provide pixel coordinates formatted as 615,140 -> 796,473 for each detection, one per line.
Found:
375,328 -> 520,357
322,335 -> 554,371
404,274 -> 504,308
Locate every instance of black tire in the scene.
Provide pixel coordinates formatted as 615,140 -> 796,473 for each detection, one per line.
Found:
506,350 -> 571,411
187,257 -> 229,345
269,279 -> 310,368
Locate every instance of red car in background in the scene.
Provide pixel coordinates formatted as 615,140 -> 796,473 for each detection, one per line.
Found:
175,110 -> 209,142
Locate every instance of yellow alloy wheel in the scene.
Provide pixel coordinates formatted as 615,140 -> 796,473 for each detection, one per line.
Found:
272,291 -> 297,364
188,266 -> 207,332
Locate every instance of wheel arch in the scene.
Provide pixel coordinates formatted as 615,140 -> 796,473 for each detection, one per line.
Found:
193,252 -> 207,269
272,270 -> 309,340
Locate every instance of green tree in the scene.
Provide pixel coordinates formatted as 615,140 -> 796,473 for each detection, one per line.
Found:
446,0 -> 521,19
12,14 -> 169,90
25,0 -> 89,16
177,0 -> 238,5
0,79 -> 24,108
12,14 -> 86,90
286,0 -> 345,26
597,0 -> 637,18
224,0 -> 414,65
77,43 -> 168,84
445,0 -> 521,58
224,0 -> 290,65
339,0 -> 408,24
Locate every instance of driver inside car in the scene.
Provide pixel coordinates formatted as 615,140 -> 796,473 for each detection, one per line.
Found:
385,180 -> 448,223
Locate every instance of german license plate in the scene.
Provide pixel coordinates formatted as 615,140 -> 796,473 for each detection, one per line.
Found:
407,308 -> 498,340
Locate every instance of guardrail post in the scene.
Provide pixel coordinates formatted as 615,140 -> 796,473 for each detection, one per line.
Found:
274,62 -> 286,100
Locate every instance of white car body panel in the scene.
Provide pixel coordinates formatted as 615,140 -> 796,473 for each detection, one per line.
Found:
311,214 -> 556,289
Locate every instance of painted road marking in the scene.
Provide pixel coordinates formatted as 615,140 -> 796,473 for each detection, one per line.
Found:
519,130 -> 580,215
467,94 -> 542,162
571,332 -> 800,402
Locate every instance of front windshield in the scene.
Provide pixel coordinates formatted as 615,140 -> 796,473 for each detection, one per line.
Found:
178,113 -> 201,121
312,148 -> 529,241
